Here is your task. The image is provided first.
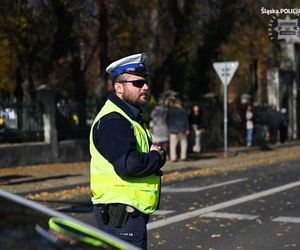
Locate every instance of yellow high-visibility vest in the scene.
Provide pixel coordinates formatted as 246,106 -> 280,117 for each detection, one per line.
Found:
90,99 -> 160,214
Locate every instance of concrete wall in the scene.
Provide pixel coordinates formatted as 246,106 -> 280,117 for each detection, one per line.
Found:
58,139 -> 90,163
0,139 -> 90,167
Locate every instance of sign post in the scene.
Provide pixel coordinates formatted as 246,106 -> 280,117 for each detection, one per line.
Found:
213,61 -> 239,157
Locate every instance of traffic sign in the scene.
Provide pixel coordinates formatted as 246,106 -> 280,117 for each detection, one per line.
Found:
213,61 -> 239,85
213,61 -> 239,158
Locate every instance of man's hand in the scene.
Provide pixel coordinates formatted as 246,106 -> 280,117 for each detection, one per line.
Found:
150,144 -> 165,160
150,144 -> 162,152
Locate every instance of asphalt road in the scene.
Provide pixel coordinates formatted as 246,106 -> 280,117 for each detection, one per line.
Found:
147,158 -> 300,249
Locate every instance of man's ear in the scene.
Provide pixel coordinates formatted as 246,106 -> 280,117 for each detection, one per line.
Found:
114,82 -> 123,95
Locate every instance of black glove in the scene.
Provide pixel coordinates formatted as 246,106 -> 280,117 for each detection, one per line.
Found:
154,170 -> 163,176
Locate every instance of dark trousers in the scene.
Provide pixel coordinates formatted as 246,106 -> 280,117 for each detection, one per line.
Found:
93,205 -> 149,250
280,126 -> 288,143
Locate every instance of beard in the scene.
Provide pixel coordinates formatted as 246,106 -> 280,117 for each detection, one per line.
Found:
122,87 -> 149,107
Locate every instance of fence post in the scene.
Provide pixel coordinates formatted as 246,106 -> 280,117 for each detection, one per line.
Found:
36,85 -> 58,159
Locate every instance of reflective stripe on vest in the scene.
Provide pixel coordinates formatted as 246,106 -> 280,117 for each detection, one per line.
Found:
90,99 -> 160,214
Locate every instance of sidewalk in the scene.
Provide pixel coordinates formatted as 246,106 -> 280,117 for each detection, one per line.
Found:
163,140 -> 300,172
1,141 -> 300,196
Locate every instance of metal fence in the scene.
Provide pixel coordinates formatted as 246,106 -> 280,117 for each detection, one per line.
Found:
0,102 -> 44,143
55,99 -> 99,141
0,100 -> 101,144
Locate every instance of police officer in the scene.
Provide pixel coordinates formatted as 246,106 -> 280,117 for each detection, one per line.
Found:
90,53 -> 166,249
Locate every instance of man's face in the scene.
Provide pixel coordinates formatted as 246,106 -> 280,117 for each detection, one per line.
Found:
115,74 -> 149,107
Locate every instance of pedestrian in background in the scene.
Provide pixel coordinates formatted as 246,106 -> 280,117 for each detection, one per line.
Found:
167,97 -> 189,162
89,53 -> 166,249
267,107 -> 281,144
279,108 -> 288,144
149,101 -> 169,158
189,103 -> 205,153
246,104 -> 254,147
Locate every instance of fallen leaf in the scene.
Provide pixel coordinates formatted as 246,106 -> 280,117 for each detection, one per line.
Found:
211,234 -> 221,238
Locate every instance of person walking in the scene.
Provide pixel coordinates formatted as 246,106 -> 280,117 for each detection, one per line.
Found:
279,108 -> 288,143
89,53 -> 166,249
246,104 -> 254,147
189,103 -> 205,153
167,97 -> 189,162
149,102 -> 169,158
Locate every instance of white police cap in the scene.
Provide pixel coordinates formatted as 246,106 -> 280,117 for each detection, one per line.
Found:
106,53 -> 149,77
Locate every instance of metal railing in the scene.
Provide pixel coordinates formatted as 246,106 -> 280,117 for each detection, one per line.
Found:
0,100 -> 102,144
0,102 -> 44,143
55,100 -> 99,141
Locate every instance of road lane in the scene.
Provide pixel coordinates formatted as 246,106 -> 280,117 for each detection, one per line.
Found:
149,159 -> 300,249
162,178 -> 248,193
148,179 -> 300,230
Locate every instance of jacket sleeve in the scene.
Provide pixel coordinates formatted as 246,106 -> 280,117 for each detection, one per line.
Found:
93,113 -> 165,177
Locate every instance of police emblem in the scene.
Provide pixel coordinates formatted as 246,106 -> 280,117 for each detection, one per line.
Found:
268,15 -> 300,41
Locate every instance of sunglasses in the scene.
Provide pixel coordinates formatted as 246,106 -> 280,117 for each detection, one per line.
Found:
118,79 -> 148,88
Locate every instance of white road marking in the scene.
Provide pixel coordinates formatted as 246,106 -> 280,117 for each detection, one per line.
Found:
153,210 -> 175,215
272,216 -> 300,224
162,178 -> 248,193
148,179 -> 300,230
201,212 -> 259,220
